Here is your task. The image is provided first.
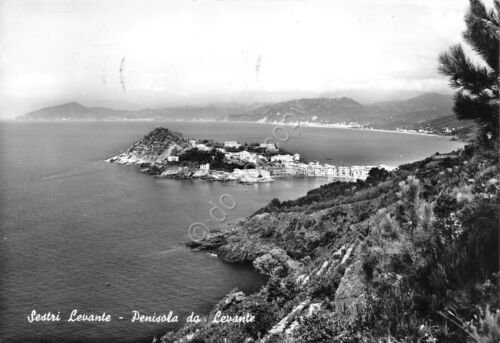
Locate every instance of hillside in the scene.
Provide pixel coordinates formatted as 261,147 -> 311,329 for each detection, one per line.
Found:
227,93 -> 474,136
17,93 -> 476,137
371,92 -> 453,118
20,102 -> 94,120
226,97 -> 372,124
162,140 -> 499,343
107,127 -> 188,165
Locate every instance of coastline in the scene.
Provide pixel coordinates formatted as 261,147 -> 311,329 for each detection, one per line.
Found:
162,142 -> 499,342
5,118 -> 457,140
222,119 -> 447,138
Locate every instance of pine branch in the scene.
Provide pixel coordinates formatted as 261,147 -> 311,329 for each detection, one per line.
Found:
438,44 -> 494,94
463,0 -> 500,73
453,91 -> 499,136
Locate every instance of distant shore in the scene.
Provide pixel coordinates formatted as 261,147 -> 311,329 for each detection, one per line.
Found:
5,118 -> 457,140
224,119 -> 448,138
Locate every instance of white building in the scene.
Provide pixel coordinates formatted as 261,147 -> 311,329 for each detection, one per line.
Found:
239,151 -> 257,163
295,163 -> 308,175
224,141 -> 241,148
224,152 -> 240,160
259,143 -> 277,151
350,166 -> 372,180
232,168 -> 271,179
337,166 -> 351,178
200,163 -> 210,171
196,143 -> 211,151
271,154 -> 295,163
378,164 -> 396,171
189,140 -> 196,147
167,156 -> 179,162
324,164 -> 337,177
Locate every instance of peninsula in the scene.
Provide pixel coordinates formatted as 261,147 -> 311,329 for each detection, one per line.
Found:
106,127 -> 390,183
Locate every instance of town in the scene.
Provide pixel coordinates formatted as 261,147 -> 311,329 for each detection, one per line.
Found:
161,138 -> 392,183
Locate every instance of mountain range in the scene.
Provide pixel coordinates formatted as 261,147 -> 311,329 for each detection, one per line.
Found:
18,93 -> 475,136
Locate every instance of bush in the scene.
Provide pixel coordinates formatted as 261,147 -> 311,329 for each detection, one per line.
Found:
293,311 -> 363,343
471,306 -> 500,343
310,265 -> 346,299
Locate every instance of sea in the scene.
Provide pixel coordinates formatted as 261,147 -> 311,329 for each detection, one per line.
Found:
0,121 -> 465,343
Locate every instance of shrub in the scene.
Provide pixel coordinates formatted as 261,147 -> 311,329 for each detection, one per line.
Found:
396,176 -> 421,235
292,311 -> 365,343
470,306 -> 500,343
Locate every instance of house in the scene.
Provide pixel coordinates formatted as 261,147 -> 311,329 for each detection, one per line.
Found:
224,152 -> 241,160
268,166 -> 288,176
259,143 -> 277,151
200,163 -> 210,171
313,164 -> 328,176
167,156 -> 179,162
239,151 -> 257,163
233,168 -> 271,179
224,141 -> 241,148
337,166 -> 350,178
270,154 -> 295,163
325,164 -> 337,177
295,163 -> 308,175
196,143 -> 211,151
350,166 -> 371,180
189,140 -> 196,147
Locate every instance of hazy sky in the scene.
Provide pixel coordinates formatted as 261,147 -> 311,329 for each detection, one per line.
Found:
0,0 -> 475,118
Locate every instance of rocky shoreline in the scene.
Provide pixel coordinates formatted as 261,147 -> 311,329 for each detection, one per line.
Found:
107,155 -> 274,183
105,127 -> 274,183
159,142 -> 499,343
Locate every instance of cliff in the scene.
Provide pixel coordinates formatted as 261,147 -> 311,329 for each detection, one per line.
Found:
163,140 -> 499,343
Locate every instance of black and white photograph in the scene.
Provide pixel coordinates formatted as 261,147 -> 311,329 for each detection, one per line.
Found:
0,0 -> 499,342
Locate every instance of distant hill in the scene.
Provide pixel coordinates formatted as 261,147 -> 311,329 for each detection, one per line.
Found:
21,102 -> 95,120
227,92 -> 474,136
371,92 -> 453,117
19,102 -> 252,121
228,92 -> 453,125
226,97 -> 373,124
18,93 -> 475,136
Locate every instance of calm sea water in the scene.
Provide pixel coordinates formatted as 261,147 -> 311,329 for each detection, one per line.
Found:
0,121 -> 464,343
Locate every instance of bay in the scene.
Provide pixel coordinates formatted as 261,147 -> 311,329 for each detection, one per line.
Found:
0,121 -> 464,342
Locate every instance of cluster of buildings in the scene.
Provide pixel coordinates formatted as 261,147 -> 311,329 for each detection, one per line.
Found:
179,140 -> 385,181
189,139 -> 212,151
268,161 -> 375,180
197,163 -> 272,183
223,151 -> 262,164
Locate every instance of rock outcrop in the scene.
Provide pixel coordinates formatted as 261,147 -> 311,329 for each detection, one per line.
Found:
160,142 -> 499,343
107,127 -> 275,183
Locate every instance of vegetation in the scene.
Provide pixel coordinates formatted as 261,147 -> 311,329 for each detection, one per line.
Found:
439,0 -> 499,138
160,2 -> 499,342
163,137 -> 499,342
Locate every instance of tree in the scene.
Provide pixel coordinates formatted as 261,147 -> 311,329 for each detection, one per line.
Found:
438,0 -> 499,138
366,167 -> 390,185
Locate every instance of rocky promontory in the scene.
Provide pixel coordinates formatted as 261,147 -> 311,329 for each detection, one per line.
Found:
106,127 -> 274,183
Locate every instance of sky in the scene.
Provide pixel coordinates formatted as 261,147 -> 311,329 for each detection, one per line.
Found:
0,0 -> 477,118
